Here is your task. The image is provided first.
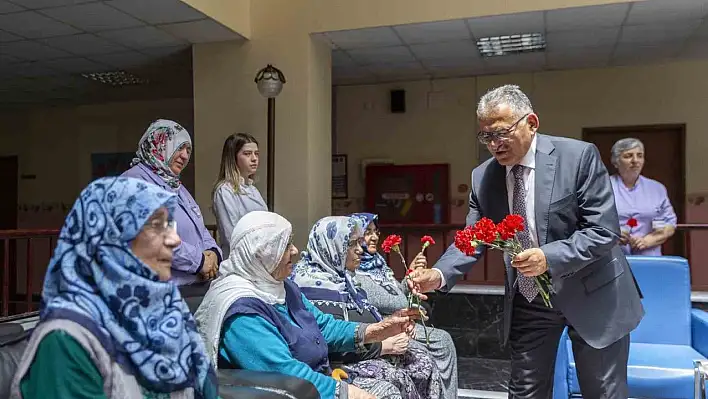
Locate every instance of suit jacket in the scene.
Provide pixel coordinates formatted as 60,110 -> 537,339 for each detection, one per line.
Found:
435,134 -> 644,349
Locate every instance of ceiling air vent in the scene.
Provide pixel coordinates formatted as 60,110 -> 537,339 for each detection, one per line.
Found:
81,71 -> 148,86
476,33 -> 546,57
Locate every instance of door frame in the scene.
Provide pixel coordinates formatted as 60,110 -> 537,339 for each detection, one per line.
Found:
582,124 -> 687,256
0,155 -> 18,230
0,155 -> 18,315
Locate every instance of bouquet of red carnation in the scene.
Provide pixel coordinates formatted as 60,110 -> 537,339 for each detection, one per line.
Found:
454,214 -> 554,307
381,234 -> 436,345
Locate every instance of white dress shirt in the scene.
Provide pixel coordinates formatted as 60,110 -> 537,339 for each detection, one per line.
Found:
434,135 -> 539,289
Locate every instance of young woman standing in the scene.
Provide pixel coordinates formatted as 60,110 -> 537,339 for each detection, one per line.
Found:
212,133 -> 267,258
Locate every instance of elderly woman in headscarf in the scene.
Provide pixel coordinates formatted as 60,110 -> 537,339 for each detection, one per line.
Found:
11,177 -> 217,399
123,119 -> 222,286
609,137 -> 677,255
350,213 -> 458,398
291,216 -> 444,399
195,211 -> 422,399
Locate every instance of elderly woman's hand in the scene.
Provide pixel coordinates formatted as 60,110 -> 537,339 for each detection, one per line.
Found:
199,251 -> 219,280
411,252 -> 428,269
619,230 -> 630,246
630,235 -> 652,251
381,333 -> 409,355
348,384 -> 376,399
363,308 -> 421,343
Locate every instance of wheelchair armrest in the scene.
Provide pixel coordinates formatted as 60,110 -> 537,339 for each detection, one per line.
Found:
691,308 -> 708,357
218,369 -> 320,399
0,323 -> 24,341
0,328 -> 30,399
219,385 -> 306,399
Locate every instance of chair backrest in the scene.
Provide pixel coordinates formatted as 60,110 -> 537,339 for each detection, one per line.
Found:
628,256 -> 691,345
0,323 -> 23,340
0,323 -> 30,398
184,296 -> 205,314
179,283 -> 209,315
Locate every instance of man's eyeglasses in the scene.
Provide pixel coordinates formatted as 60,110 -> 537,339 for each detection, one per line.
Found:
146,219 -> 177,234
477,113 -> 530,145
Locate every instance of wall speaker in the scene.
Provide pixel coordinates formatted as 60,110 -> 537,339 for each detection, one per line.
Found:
390,89 -> 406,113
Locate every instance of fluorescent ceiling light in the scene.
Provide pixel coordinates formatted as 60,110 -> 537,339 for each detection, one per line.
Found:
81,71 -> 148,86
476,33 -> 546,57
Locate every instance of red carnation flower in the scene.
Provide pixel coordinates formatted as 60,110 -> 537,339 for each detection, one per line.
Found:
627,217 -> 638,228
454,227 -> 478,256
421,235 -> 435,248
381,234 -> 402,254
502,214 -> 525,232
497,222 -> 516,241
472,217 -> 497,244
497,214 -> 526,240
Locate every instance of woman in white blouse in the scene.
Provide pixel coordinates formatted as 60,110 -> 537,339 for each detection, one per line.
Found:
212,133 -> 268,258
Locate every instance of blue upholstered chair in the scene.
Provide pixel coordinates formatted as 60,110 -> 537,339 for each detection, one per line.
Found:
553,256 -> 708,399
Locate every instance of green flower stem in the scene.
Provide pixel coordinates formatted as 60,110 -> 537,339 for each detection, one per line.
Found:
394,248 -> 407,271
473,237 -> 554,308
533,276 -> 553,308
419,305 -> 430,346
397,246 -> 431,347
401,275 -> 430,346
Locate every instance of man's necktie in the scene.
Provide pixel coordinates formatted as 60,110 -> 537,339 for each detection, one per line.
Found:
511,164 -> 540,302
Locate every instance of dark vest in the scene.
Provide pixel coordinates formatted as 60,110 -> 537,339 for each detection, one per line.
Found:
219,279 -> 331,374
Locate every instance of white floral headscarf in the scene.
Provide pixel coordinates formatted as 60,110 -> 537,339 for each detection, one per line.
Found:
194,211 -> 292,368
290,216 -> 382,320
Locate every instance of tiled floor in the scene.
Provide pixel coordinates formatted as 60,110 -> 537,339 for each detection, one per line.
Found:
458,357 -> 510,392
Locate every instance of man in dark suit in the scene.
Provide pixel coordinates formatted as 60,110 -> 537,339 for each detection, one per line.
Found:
409,85 -> 644,398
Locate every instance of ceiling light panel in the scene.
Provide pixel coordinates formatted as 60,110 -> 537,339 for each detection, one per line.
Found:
477,33 -> 546,57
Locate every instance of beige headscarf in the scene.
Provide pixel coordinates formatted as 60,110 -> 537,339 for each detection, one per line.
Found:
194,211 -> 292,367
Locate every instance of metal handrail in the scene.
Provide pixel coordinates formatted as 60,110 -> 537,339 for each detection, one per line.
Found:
0,230 -> 58,317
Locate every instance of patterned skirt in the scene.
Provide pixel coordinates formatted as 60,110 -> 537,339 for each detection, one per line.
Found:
414,324 -> 458,399
345,340 -> 443,399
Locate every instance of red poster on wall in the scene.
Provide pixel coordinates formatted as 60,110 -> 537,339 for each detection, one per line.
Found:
365,164 -> 449,225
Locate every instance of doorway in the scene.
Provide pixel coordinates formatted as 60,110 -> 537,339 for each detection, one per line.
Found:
0,156 -> 18,230
0,156 -> 18,314
582,125 -> 686,258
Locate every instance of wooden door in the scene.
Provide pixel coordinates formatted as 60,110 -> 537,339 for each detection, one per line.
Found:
0,156 -> 18,230
0,156 -> 18,314
365,164 -> 450,225
583,125 -> 685,258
